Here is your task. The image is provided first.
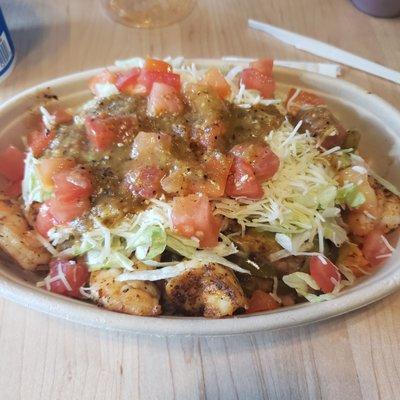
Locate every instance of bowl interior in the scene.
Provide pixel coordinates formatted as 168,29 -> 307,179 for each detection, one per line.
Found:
0,61 -> 399,335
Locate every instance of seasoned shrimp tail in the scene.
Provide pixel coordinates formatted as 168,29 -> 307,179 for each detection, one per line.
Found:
0,195 -> 51,270
165,263 -> 247,318
90,268 -> 161,316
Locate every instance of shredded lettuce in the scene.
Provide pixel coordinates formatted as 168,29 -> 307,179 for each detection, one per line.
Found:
93,83 -> 120,98
117,259 -> 199,282
282,272 -> 335,302
51,202 -> 245,275
166,231 -> 198,258
22,151 -> 52,207
87,249 -> 134,271
322,221 -> 348,247
336,183 -> 366,208
215,121 -> 342,249
116,244 -> 250,282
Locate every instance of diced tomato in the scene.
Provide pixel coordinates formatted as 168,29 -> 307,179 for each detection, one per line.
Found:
230,143 -> 279,181
240,68 -> 275,98
362,230 -> 393,267
48,259 -> 89,299
246,290 -> 280,314
53,167 -> 92,202
202,68 -> 231,99
4,180 -> 22,197
88,69 -> 116,95
250,59 -> 274,76
225,158 -> 263,199
131,131 -> 172,167
147,82 -> 184,117
85,115 -> 138,151
137,70 -> 181,93
49,197 -> 91,224
285,89 -> 325,116
27,127 -> 56,157
144,58 -> 172,73
310,256 -> 341,294
171,194 -> 221,248
38,157 -> 76,187
53,109 -> 73,125
200,152 -> 233,197
125,165 -> 165,199
36,201 -> 58,237
115,68 -> 141,94
0,145 -> 25,182
163,152 -> 232,197
192,121 -> 226,152
85,116 -> 116,151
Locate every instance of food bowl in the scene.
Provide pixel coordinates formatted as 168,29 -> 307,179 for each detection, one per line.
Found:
0,59 -> 399,336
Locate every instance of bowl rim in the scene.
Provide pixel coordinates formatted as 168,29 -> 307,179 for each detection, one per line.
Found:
0,59 -> 400,336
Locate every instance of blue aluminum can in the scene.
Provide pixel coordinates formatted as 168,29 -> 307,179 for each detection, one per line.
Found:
0,6 -> 15,83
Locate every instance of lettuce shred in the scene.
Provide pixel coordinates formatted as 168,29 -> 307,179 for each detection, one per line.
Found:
22,151 -> 51,207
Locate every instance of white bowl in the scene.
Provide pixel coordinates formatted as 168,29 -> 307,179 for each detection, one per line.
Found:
0,60 -> 399,336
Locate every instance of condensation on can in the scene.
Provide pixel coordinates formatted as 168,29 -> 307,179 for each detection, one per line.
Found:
0,6 -> 15,84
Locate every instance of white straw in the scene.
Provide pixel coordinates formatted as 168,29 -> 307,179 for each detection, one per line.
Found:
248,19 -> 400,84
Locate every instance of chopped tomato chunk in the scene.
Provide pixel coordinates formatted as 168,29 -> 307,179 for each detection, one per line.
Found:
27,127 -> 56,157
115,68 -> 141,94
53,167 -> 93,202
0,145 -> 25,182
131,131 -> 172,167
163,152 -> 233,197
310,256 -> 341,293
137,70 -> 181,93
38,157 -> 76,187
362,230 -> 393,267
147,82 -> 184,117
88,69 -> 116,95
144,58 -> 172,73
36,201 -> 58,237
4,181 -> 22,197
53,109 -> 73,125
125,165 -> 165,199
84,116 -> 116,151
230,143 -> 279,181
246,290 -> 280,313
171,194 -> 221,248
202,68 -> 231,99
201,152 -> 233,197
250,59 -> 274,76
225,158 -> 263,199
191,121 -> 227,152
240,68 -> 275,98
49,197 -> 91,224
48,259 -> 89,299
84,115 -> 138,151
285,89 -> 325,116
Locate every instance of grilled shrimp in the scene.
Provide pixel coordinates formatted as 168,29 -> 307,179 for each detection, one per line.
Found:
165,263 -> 247,318
0,195 -> 51,270
346,179 -> 400,237
375,184 -> 400,233
345,211 -> 376,237
89,268 -> 161,316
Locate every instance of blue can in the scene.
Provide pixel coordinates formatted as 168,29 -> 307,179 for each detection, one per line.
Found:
0,6 -> 15,83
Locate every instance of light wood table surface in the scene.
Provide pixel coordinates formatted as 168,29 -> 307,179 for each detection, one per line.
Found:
1,0 -> 400,399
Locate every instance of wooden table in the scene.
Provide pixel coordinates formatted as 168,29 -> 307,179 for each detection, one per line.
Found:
1,0 -> 400,398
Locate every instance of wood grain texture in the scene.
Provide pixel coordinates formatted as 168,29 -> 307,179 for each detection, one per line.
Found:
0,0 -> 400,398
